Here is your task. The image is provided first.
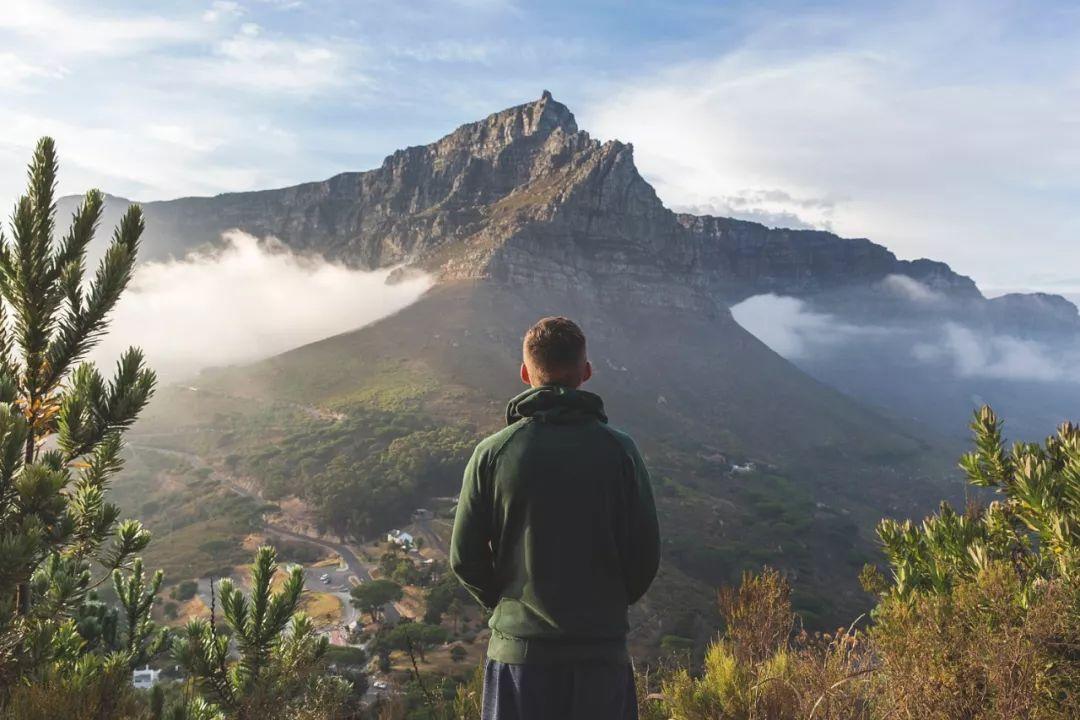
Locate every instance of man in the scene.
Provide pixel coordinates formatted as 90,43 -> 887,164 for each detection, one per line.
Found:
451,316 -> 661,720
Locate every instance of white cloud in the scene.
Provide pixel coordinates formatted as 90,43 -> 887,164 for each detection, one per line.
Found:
672,188 -> 837,230
912,323 -> 1079,383
203,1 -> 244,23
92,231 -> 433,379
202,27 -> 362,95
585,2 -> 1080,288
0,109 -> 299,211
0,53 -> 66,90
0,0 -> 201,58
880,274 -> 945,304
391,40 -> 503,64
730,293 -> 872,358
733,292 -> 1080,384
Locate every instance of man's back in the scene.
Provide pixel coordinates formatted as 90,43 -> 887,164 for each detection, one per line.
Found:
451,316 -> 659,719
450,385 -> 660,664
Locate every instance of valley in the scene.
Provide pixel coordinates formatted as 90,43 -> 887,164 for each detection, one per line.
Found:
88,90 -> 1080,695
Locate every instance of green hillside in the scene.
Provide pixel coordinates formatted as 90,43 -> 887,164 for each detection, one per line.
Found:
137,280 -> 959,642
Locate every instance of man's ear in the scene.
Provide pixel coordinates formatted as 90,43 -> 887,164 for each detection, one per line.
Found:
581,360 -> 593,384
520,363 -> 531,386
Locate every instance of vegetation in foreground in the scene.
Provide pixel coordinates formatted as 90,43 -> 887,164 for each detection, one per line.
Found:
630,406 -> 1080,720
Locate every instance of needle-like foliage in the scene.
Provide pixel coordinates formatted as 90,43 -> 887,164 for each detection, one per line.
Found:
173,546 -> 344,720
0,138 -> 161,711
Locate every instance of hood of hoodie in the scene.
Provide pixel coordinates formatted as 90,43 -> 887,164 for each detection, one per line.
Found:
505,385 -> 608,426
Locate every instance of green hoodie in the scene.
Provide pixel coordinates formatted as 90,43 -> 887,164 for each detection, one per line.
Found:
450,385 -> 660,664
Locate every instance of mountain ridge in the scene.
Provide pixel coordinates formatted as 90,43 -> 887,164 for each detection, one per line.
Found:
60,92 -> 1077,329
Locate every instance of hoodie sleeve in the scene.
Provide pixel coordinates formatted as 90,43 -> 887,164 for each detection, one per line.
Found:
623,439 -> 660,604
450,445 -> 500,610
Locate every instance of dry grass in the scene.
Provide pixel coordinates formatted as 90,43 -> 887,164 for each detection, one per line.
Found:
300,591 -> 343,628
869,565 -> 1080,720
180,595 -> 210,620
642,565 -> 1079,720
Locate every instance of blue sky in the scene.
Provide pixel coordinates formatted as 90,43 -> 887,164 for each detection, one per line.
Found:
2,0 -> 1080,294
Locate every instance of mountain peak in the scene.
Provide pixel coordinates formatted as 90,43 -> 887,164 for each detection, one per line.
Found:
530,90 -> 577,135
473,91 -> 577,139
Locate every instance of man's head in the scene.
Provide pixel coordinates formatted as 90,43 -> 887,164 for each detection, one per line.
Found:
521,316 -> 592,388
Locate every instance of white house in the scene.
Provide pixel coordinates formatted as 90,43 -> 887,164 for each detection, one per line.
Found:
386,529 -> 414,548
132,666 -> 160,689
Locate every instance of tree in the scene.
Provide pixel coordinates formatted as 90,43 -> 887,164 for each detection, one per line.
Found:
350,579 -> 402,624
449,644 -> 467,663
446,597 -> 465,634
385,621 -> 447,664
645,406 -> 1080,720
113,558 -> 167,667
381,621 -> 449,709
172,545 -> 348,720
0,137 -> 159,710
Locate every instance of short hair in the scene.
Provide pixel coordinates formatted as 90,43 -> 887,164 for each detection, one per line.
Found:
523,317 -> 587,385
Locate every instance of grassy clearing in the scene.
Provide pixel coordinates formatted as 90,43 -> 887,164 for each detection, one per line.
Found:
300,592 -> 343,627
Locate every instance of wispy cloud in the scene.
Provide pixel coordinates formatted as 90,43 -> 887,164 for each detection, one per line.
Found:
199,24 -> 364,95
0,53 -> 66,90
587,1 -> 1080,289
202,1 -> 244,23
672,188 -> 837,230
881,274 -> 947,304
1,0 -> 201,58
911,323 -> 1080,383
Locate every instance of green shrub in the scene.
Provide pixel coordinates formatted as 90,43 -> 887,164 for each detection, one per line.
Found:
170,580 -> 198,602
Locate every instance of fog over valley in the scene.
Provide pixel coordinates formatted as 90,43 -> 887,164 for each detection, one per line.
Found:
91,230 -> 433,379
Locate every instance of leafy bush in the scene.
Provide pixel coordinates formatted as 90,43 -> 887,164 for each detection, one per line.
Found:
655,568 -> 870,720
171,579 -> 199,602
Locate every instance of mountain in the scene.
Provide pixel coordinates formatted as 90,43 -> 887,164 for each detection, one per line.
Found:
120,93 -> 992,648
62,91 -> 1038,311
64,91 -> 1080,454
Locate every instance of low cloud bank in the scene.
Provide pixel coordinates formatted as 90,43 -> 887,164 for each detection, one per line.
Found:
729,294 -> 873,359
912,323 -> 1080,383
731,291 -> 1080,384
92,230 -> 433,378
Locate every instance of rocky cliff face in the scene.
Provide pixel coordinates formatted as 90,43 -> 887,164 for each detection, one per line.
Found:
67,92 -> 1075,328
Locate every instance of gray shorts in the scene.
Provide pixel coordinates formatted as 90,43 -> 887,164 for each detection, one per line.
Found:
482,659 -> 638,720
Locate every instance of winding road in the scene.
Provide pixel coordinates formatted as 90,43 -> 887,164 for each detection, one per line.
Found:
131,442 -> 400,627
